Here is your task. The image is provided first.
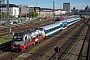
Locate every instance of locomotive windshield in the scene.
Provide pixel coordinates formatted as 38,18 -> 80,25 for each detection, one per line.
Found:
13,35 -> 23,41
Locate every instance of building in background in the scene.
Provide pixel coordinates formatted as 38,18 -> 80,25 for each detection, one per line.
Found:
79,5 -> 90,15
39,8 -> 53,17
18,5 -> 40,17
54,9 -> 66,15
18,5 -> 31,15
71,7 -> 79,15
18,5 -> 53,18
71,5 -> 90,15
79,10 -> 90,15
0,4 -> 19,17
0,0 -> 5,5
0,0 -> 5,20
63,2 -> 71,13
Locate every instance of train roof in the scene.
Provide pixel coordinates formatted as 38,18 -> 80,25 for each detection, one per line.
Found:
39,22 -> 61,30
14,31 -> 30,36
67,18 -> 80,22
30,30 -> 36,32
60,19 -> 67,22
14,29 -> 37,36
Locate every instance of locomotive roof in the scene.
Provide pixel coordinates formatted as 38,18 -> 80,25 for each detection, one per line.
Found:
30,30 -> 36,32
14,29 -> 37,36
14,31 -> 30,36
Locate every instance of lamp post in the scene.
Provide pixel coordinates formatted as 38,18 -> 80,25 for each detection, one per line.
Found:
53,1 -> 55,20
36,0 -> 38,6
6,0 -> 10,37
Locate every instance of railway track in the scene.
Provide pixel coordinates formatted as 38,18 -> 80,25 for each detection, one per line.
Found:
0,18 -> 55,60
0,18 -> 89,60
23,18 -> 85,60
77,18 -> 90,60
86,28 -> 90,60
48,19 -> 86,60
49,18 -> 90,60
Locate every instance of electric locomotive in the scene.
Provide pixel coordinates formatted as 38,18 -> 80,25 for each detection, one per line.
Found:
11,29 -> 45,51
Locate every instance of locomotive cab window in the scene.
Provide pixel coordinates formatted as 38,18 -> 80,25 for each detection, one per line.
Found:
13,35 -> 23,41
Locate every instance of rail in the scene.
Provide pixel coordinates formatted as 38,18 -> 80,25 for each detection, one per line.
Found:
86,25 -> 90,60
49,20 -> 85,60
0,41 -> 11,51
77,18 -> 90,60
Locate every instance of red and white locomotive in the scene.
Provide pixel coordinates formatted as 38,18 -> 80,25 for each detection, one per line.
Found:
11,29 -> 46,51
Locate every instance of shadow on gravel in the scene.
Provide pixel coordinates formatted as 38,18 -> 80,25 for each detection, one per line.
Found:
0,41 -> 11,52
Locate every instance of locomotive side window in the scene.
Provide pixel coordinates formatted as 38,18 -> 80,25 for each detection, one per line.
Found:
25,36 -> 27,40
24,34 -> 30,44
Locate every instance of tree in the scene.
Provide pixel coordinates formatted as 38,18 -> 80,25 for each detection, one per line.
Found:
10,16 -> 15,18
31,11 -> 38,17
18,14 -> 21,18
1,12 -> 6,19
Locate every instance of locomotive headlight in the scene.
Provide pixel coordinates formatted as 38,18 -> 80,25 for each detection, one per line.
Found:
19,41 -> 23,46
35,38 -> 38,41
20,42 -> 24,46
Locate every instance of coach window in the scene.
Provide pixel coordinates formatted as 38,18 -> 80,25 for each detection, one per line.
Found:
50,29 -> 52,31
56,26 -> 58,29
47,29 -> 50,32
55,27 -> 57,29
54,27 -> 56,29
53,27 -> 56,30
52,28 -> 54,31
45,30 -> 47,33
60,24 -> 62,27
57,26 -> 59,29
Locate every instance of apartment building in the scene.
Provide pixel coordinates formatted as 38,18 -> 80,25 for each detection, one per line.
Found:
0,4 -> 19,17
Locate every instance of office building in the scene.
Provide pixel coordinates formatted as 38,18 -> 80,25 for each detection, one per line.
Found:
0,4 -> 19,17
63,2 -> 71,12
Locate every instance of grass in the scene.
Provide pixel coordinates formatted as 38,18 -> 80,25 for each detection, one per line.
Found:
0,35 -> 13,44
44,52 -> 50,57
15,57 -> 24,60
46,18 -> 53,21
42,52 -> 50,60
28,40 -> 47,54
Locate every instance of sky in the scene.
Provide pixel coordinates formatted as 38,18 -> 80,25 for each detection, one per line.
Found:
5,0 -> 90,9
